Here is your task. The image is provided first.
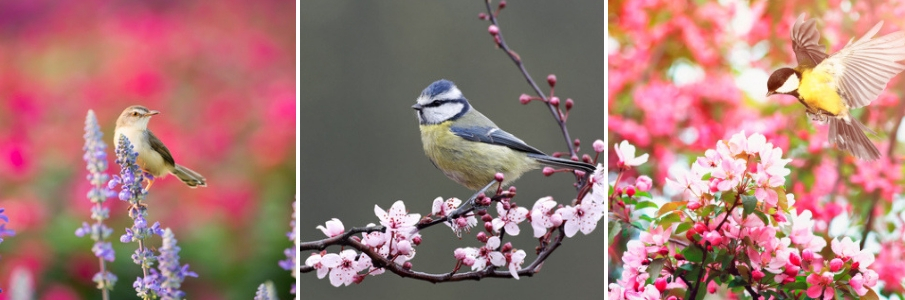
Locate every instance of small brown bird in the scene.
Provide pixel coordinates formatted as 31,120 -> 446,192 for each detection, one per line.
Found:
114,105 -> 207,189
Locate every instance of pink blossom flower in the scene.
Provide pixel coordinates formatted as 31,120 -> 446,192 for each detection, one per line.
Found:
622,240 -> 647,269
614,140 -> 649,167
469,236 -> 506,270
850,270 -> 878,296
316,218 -> 344,237
634,175 -> 652,192
305,252 -> 330,279
508,249 -> 526,279
624,284 -> 661,300
375,200 -> 421,235
787,210 -> 826,252
665,164 -> 708,200
639,225 -> 670,248
432,197 -> 476,234
491,202 -> 529,236
557,194 -> 605,237
608,283 -> 626,300
593,139 -> 605,153
806,272 -> 835,299
321,250 -> 368,287
711,157 -> 745,191
695,149 -> 720,169
530,197 -> 558,238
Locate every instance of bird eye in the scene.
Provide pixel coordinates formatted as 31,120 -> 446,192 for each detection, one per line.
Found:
132,112 -> 139,116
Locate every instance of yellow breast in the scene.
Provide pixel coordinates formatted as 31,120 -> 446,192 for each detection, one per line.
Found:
419,122 -> 538,190
798,69 -> 845,116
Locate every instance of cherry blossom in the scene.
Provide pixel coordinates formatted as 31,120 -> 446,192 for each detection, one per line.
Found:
491,202 -> 528,236
530,197 -> 558,238
614,140 -> 649,167
806,272 -> 835,299
558,194 -> 605,237
321,250 -> 368,287
305,252 -> 330,279
316,218 -> 345,238
508,249 -> 526,279
375,200 -> 420,235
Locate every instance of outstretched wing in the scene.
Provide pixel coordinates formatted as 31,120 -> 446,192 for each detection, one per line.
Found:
819,20 -> 905,108
792,14 -> 830,68
450,125 -> 546,155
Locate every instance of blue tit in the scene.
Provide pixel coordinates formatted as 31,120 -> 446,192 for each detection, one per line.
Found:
412,79 -> 595,191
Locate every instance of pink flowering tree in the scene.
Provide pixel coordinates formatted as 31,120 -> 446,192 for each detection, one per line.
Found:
609,0 -> 905,297
301,1 -> 605,286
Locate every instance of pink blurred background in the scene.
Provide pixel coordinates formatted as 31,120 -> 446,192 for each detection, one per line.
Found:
0,0 -> 296,299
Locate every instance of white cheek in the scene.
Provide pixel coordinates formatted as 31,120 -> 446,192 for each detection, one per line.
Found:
776,75 -> 799,93
433,87 -> 462,101
422,103 -> 464,123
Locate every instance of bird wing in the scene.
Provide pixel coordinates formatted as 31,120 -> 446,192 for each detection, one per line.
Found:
819,20 -> 905,108
146,130 -> 176,167
450,125 -> 546,155
791,14 -> 830,68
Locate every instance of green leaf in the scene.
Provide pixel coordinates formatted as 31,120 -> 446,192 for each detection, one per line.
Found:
683,246 -> 704,262
675,222 -> 692,234
635,191 -> 652,199
647,258 -> 666,280
635,200 -> 659,210
742,195 -> 757,218
639,214 -> 654,222
608,221 -> 622,242
782,281 -> 808,291
721,191 -> 738,206
727,277 -> 747,288
658,201 -> 686,217
658,212 -> 682,229
752,210 -> 770,225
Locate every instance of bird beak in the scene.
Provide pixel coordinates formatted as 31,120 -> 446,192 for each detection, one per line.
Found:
766,91 -> 775,97
145,110 -> 160,117
411,104 -> 423,110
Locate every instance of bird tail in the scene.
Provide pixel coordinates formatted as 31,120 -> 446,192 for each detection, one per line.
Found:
528,154 -> 597,174
828,117 -> 881,160
173,164 -> 207,188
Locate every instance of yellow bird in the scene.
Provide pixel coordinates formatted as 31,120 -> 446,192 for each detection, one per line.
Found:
766,14 -> 905,160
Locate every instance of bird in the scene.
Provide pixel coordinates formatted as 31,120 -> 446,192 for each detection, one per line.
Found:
412,79 -> 595,193
114,105 -> 207,189
766,14 -> 905,160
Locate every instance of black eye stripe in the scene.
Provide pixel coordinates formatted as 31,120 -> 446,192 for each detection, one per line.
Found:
422,99 -> 464,108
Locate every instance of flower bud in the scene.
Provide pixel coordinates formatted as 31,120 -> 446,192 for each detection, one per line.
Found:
546,74 -> 556,87
478,12 -> 488,20
789,252 -> 801,266
495,172 -> 505,182
519,94 -> 532,104
484,222 -> 493,233
454,248 -> 467,260
674,253 -> 685,260
551,213 -> 564,227
752,269 -> 765,281
456,217 -> 469,228
396,240 -> 413,255
549,96 -> 560,106
592,139 -> 605,153
783,264 -> 800,276
542,167 -> 555,176
635,176 -> 653,192
654,277 -> 667,292
488,25 -> 500,36
658,247 -> 669,256
565,98 -> 574,110
687,201 -> 702,210
498,0 -> 507,9
802,249 -> 814,262
625,186 -> 636,197
481,214 -> 493,222
402,262 -> 412,270
476,232 -> 488,243
412,236 -> 422,245
501,242 -> 513,253
830,258 -> 843,272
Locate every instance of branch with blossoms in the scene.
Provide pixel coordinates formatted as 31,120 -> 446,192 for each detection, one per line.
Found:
608,133 -> 880,300
301,0 -> 605,286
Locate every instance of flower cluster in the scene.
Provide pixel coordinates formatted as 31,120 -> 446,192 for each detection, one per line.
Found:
76,110 -> 118,293
608,134 -> 880,299
0,208 -> 13,293
306,139 -> 606,286
112,134 -> 195,298
279,199 -> 298,295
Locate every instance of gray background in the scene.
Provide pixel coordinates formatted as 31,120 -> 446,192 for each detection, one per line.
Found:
301,1 -> 605,299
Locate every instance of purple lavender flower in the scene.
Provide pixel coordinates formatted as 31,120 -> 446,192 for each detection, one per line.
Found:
0,207 -> 12,293
278,199 -> 298,295
156,229 -> 197,300
79,110 -> 117,294
254,282 -> 273,300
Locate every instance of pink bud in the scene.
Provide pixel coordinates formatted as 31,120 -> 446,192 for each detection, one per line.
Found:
402,262 -> 412,270
666,297 -> 678,300
463,256 -> 476,266
518,94 -> 532,104
412,236 -> 422,245
654,277 -> 667,292
502,202 -> 511,210
546,74 -> 556,87
454,248 -> 467,260
397,240 -> 413,255
495,172 -> 505,182
480,196 -> 492,206
674,253 -> 685,260
625,186 -> 636,197
493,35 -> 502,45
592,139 -> 605,153
687,201 -> 702,210
501,242 -> 513,253
635,175 -> 652,192
552,152 -> 563,158
498,0 -> 507,9
693,223 -> 706,234
789,252 -> 801,266
456,217 -> 468,228
852,261 -> 860,270
550,213 -> 563,227
481,214 -> 493,222
707,280 -> 717,294
476,232 -> 488,243
752,269 -> 765,281
573,138 -> 580,147
549,96 -> 560,106
478,12 -> 488,20
542,167 -> 555,176
582,154 -> 592,163
353,274 -> 365,284
508,186 -> 516,193
658,247 -> 669,256
709,179 -> 720,193
484,222 -> 493,233
565,98 -> 573,110
783,264 -> 800,276
830,258 -> 843,272
488,25 -> 500,36
802,249 -> 814,262
574,170 -> 586,177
